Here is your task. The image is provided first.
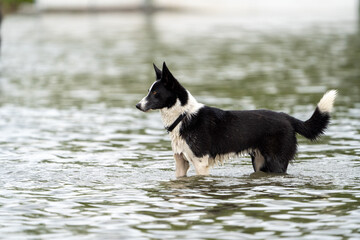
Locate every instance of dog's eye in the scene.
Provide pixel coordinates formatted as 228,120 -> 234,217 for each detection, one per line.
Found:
152,91 -> 157,95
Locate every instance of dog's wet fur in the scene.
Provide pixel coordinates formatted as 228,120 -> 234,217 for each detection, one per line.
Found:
136,62 -> 337,177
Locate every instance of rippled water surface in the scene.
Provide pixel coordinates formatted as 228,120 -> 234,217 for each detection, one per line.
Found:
1,4 -> 360,239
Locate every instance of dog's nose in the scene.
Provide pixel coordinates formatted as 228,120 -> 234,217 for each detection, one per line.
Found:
136,103 -> 142,110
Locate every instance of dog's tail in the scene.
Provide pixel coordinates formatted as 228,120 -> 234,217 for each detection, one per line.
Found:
288,90 -> 337,141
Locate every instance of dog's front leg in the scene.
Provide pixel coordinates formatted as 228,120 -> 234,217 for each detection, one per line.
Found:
174,153 -> 190,178
192,157 -> 210,176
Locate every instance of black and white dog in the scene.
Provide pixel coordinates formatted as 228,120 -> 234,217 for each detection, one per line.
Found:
136,62 -> 337,177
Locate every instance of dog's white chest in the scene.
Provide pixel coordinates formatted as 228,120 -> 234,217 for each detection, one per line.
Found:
159,94 -> 204,161
169,130 -> 188,154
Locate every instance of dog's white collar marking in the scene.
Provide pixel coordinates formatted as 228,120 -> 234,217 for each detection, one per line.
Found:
160,90 -> 203,131
138,81 -> 158,110
165,113 -> 187,132
160,91 -> 203,161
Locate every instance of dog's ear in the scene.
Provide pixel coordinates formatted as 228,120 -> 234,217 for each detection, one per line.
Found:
161,62 -> 188,105
161,62 -> 176,88
153,63 -> 162,80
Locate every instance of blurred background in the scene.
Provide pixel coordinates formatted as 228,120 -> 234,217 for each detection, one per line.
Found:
0,1 -> 359,240
0,0 -> 359,109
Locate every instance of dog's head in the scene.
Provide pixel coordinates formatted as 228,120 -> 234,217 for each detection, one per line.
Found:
136,62 -> 188,112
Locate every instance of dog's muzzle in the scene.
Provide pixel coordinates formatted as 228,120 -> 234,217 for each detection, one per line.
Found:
136,103 -> 143,111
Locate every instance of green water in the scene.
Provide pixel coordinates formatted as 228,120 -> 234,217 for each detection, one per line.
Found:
0,9 -> 359,240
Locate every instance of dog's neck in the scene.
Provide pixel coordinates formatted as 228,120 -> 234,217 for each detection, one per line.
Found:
160,91 -> 203,131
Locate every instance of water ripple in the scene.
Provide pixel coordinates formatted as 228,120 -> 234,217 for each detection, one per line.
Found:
1,10 -> 359,240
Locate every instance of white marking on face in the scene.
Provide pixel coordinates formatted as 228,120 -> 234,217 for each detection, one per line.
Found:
148,81 -> 157,93
138,96 -> 148,110
138,81 -> 157,111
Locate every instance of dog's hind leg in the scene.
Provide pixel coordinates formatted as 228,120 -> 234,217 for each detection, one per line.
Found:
258,132 -> 296,173
250,152 -> 256,171
258,155 -> 289,173
250,151 -> 266,172
174,153 -> 190,178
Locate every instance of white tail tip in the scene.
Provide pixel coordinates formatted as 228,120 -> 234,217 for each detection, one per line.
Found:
317,90 -> 337,113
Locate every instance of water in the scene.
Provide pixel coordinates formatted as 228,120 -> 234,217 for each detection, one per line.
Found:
1,4 -> 360,239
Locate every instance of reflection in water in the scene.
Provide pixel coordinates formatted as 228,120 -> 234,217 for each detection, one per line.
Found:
138,175 -> 358,238
0,6 -> 360,240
